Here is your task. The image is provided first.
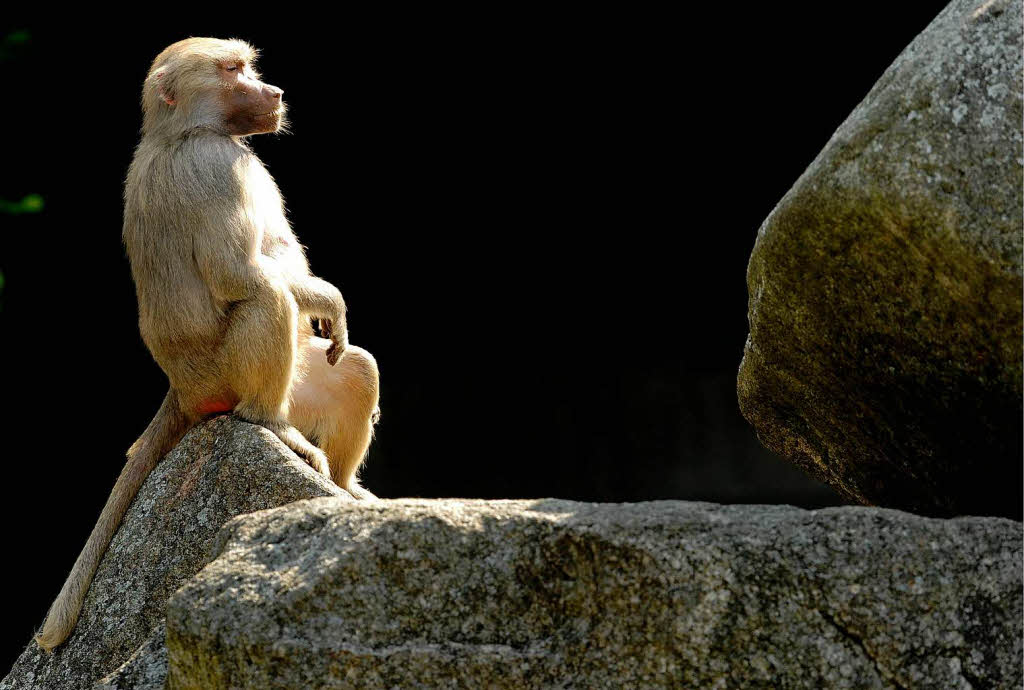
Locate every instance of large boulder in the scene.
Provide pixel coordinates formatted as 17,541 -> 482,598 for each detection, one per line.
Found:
738,0 -> 1023,517
167,498 -> 1021,689
0,416 -> 347,690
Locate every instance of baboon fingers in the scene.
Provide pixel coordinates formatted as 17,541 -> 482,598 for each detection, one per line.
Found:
326,341 -> 343,366
321,319 -> 349,365
300,447 -> 331,478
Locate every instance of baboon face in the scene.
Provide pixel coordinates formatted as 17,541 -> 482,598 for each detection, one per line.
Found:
220,60 -> 285,136
144,39 -> 287,137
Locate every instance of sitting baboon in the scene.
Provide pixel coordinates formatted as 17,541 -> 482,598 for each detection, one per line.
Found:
36,37 -> 380,651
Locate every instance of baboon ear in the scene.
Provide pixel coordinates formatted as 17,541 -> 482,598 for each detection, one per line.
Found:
155,70 -> 176,106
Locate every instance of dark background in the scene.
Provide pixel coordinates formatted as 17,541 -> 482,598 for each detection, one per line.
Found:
0,5 -> 948,671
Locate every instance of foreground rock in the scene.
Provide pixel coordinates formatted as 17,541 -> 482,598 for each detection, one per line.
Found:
167,498 -> 1021,689
737,0 -> 1023,517
1,416 -> 346,690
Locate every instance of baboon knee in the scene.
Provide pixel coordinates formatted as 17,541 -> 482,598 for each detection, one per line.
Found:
345,346 -> 379,395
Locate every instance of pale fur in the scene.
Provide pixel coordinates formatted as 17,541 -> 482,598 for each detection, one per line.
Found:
35,38 -> 379,652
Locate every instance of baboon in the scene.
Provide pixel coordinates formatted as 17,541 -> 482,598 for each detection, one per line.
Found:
35,37 -> 380,651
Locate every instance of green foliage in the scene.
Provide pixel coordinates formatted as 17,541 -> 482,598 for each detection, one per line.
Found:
0,28 -> 32,312
0,29 -> 30,62
0,193 -> 44,214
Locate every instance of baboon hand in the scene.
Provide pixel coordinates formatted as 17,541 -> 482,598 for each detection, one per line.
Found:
319,318 -> 348,366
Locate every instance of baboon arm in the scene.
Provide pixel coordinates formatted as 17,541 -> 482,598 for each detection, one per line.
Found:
262,233 -> 346,322
262,231 -> 310,276
289,274 -> 346,322
192,222 -> 275,302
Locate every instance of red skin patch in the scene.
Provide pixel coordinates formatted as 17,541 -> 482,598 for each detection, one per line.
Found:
196,397 -> 237,416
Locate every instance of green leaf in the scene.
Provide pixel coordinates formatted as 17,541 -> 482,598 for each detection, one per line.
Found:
5,30 -> 30,45
0,194 -> 45,214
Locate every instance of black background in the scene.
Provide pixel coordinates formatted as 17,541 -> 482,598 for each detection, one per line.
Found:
0,5 -> 948,671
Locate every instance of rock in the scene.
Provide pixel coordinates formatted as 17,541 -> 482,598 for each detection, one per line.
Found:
95,625 -> 167,690
167,498 -> 1021,689
737,0 -> 1023,518
1,416 -> 347,690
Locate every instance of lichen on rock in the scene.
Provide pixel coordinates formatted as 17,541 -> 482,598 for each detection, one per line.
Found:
166,498 -> 1022,689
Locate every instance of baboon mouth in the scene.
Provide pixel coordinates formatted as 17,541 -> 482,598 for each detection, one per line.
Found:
254,110 -> 281,118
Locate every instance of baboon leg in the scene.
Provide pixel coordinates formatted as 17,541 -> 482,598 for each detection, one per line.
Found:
290,337 -> 380,497
221,286 -> 330,477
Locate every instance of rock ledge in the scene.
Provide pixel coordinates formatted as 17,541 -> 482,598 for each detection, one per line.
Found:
168,498 -> 1022,689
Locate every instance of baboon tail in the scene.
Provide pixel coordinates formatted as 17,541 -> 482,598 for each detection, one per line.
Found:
35,389 -> 188,652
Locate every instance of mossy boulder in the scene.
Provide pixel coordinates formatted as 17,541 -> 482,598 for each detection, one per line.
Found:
738,0 -> 1022,518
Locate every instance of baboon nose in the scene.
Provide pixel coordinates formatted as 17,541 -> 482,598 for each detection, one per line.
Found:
268,86 -> 283,100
